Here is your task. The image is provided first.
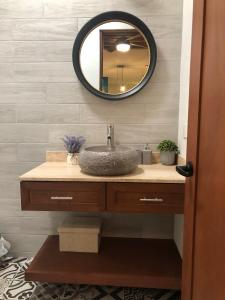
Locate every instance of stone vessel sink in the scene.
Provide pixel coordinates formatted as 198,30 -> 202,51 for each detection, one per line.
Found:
79,145 -> 138,176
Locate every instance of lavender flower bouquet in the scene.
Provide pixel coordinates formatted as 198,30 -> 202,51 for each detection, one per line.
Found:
61,135 -> 86,165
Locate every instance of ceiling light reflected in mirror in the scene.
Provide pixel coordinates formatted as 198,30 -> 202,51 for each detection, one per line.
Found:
116,39 -> 131,52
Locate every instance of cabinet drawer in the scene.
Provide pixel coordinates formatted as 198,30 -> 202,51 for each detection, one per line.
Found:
21,181 -> 105,211
107,183 -> 184,213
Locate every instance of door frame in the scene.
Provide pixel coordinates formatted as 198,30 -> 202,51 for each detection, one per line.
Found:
182,0 -> 206,299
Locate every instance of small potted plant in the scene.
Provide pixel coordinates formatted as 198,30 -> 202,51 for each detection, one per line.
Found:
157,140 -> 179,165
62,135 -> 86,165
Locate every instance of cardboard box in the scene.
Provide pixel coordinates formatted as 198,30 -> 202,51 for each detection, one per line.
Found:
58,217 -> 101,253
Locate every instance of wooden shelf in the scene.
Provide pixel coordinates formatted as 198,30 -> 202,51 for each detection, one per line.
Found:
26,236 -> 181,289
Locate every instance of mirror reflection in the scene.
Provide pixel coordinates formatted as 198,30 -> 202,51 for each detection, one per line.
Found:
80,21 -> 150,95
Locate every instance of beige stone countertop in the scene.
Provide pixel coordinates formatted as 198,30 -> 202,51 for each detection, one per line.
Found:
19,162 -> 185,183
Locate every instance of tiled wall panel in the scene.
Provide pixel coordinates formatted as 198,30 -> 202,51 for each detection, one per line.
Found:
0,0 -> 183,255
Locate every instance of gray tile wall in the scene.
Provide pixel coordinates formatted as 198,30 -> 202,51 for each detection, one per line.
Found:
0,0 -> 183,256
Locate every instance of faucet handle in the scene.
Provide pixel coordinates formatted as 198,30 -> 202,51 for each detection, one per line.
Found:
107,124 -> 114,148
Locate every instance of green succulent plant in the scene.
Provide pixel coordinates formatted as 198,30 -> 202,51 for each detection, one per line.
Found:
157,140 -> 179,153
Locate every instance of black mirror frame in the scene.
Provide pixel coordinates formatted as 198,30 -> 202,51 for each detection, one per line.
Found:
72,11 -> 157,101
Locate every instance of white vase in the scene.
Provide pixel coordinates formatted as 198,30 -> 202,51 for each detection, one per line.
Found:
67,153 -> 79,165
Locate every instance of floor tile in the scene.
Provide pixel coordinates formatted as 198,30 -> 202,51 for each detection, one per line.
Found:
0,263 -> 20,280
0,278 -> 12,300
14,259 -> 32,281
3,280 -> 36,300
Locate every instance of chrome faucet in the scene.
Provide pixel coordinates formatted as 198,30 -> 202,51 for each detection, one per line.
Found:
107,124 -> 115,149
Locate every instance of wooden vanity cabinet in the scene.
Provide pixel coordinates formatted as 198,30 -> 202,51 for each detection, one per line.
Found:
21,181 -> 106,212
20,177 -> 184,289
21,181 -> 184,213
107,182 -> 184,213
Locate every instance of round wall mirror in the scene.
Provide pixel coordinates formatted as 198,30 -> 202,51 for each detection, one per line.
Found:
72,11 -> 157,100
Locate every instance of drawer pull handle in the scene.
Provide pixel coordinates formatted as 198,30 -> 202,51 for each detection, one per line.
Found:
139,198 -> 164,202
50,196 -> 73,200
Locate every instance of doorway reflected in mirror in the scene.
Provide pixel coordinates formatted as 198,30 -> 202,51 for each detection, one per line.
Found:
100,27 -> 150,94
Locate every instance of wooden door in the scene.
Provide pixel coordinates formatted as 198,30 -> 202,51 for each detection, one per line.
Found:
182,0 -> 225,299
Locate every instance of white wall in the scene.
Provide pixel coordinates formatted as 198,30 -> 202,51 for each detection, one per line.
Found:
174,0 -> 193,257
178,0 -> 194,158
80,26 -> 100,89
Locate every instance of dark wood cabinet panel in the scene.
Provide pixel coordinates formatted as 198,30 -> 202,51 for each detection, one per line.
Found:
21,181 -> 106,211
21,181 -> 184,213
107,183 -> 184,213
26,235 -> 181,289
20,180 -> 184,288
